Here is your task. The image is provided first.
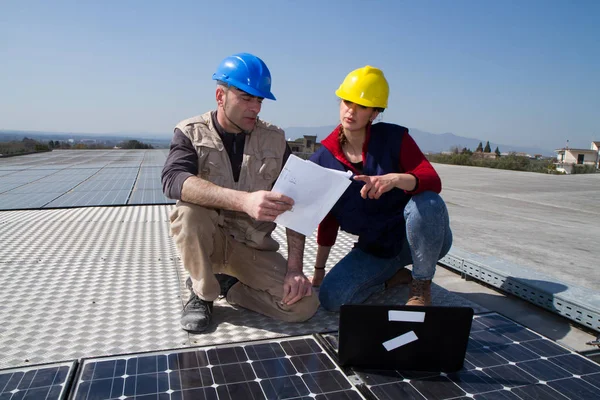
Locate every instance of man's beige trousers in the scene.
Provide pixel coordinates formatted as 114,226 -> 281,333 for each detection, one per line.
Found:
170,202 -> 319,322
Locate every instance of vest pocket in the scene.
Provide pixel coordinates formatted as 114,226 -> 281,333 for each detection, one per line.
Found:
248,151 -> 280,190
197,147 -> 229,186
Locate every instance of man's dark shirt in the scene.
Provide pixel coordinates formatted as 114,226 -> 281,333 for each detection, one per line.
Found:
161,112 -> 292,200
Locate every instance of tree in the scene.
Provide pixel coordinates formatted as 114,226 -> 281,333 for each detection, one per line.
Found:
118,140 -> 154,149
484,141 -> 491,153
494,146 -> 501,156
476,142 -> 483,152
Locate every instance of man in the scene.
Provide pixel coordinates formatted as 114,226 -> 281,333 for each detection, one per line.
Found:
162,53 -> 318,333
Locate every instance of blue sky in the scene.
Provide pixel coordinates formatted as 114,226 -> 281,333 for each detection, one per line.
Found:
1,0 -> 598,149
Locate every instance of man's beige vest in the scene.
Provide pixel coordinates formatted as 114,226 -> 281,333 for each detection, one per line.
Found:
175,111 -> 286,251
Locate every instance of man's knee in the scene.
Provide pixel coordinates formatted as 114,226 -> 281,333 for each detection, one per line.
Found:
280,292 -> 320,322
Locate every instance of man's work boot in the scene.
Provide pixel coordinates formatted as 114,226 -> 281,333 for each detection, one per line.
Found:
181,277 -> 214,333
385,268 -> 413,289
180,291 -> 213,333
215,273 -> 239,298
406,279 -> 432,306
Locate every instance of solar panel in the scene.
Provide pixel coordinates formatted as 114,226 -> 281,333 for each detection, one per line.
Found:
0,183 -> 24,194
72,336 -> 365,400
7,181 -> 80,194
73,178 -> 135,192
93,167 -> 139,180
134,167 -> 163,190
0,192 -> 63,210
0,361 -> 75,400
0,175 -> 41,184
128,189 -> 175,204
320,313 -> 600,400
44,190 -> 132,207
0,167 -> 26,172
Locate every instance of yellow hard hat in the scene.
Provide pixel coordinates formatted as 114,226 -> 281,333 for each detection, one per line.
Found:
335,66 -> 389,109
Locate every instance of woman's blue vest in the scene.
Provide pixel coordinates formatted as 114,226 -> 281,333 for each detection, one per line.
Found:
310,123 -> 411,258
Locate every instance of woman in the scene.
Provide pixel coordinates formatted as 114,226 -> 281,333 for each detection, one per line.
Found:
309,66 -> 452,310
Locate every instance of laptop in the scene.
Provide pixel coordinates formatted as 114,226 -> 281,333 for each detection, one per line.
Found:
338,305 -> 474,372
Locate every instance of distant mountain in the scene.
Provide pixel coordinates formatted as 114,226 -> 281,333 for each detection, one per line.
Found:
0,130 -> 172,148
283,125 -> 554,156
408,129 -> 554,156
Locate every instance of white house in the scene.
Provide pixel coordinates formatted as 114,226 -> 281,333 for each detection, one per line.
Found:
554,141 -> 600,174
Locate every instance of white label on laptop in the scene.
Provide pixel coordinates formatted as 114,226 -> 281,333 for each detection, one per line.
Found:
382,331 -> 419,351
388,310 -> 426,322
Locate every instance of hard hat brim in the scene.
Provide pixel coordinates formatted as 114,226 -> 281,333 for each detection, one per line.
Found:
213,75 -> 276,101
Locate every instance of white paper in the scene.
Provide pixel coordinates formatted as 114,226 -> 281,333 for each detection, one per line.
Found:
272,154 -> 352,236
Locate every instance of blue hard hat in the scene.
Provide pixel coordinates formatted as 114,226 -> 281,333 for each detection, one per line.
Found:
212,53 -> 276,100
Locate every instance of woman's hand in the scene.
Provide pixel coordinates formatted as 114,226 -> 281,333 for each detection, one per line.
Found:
353,173 -> 416,198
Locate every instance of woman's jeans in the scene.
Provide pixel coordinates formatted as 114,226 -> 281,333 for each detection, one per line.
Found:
319,191 -> 452,312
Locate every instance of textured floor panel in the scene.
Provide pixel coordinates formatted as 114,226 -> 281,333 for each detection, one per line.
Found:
0,205 -> 174,225
0,219 -> 177,263
1,205 -> 486,371
0,259 -> 187,369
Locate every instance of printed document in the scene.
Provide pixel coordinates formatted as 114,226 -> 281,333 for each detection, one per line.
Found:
272,154 -> 352,236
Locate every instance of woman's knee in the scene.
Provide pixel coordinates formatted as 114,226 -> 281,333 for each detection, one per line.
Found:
318,279 -> 347,312
405,191 -> 449,223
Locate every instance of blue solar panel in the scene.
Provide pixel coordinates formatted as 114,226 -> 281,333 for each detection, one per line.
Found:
0,192 -> 63,210
0,361 -> 75,400
72,336 -> 365,399
320,313 -> 600,400
44,190 -> 131,207
128,189 -> 176,205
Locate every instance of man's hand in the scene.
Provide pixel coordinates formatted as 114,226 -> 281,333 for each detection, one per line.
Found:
243,191 -> 294,221
311,269 -> 325,287
282,271 -> 312,305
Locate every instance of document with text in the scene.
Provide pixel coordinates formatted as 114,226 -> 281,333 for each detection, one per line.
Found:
272,154 -> 352,236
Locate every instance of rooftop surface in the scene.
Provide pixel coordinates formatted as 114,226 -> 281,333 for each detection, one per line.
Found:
1,150 -> 599,399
